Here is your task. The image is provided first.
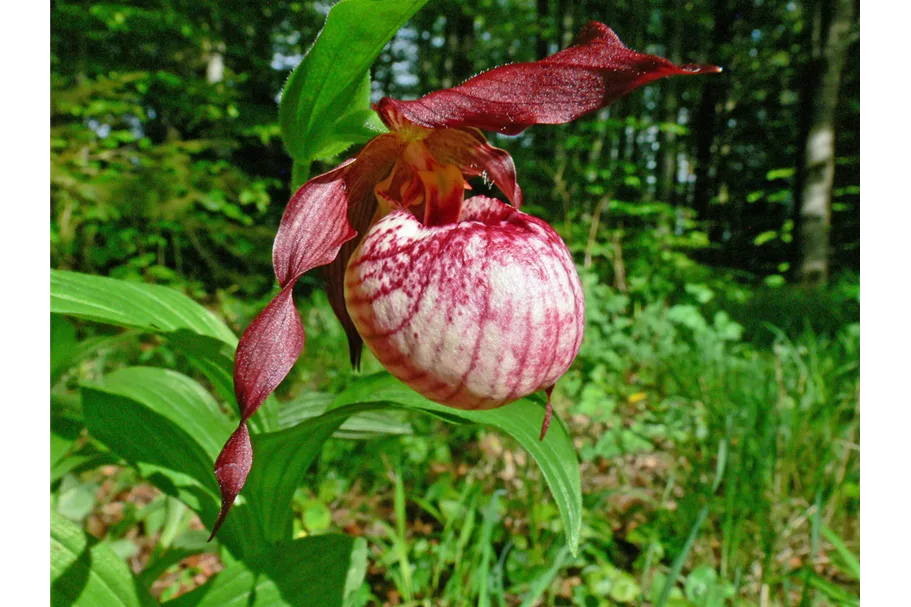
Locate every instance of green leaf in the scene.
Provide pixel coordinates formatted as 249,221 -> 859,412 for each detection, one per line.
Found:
55,475 -> 99,523
165,535 -> 356,607
793,568 -> 859,607
243,402 -> 377,542
80,366 -> 579,558
685,565 -> 731,607
333,410 -> 413,439
821,526 -> 860,581
343,537 -> 370,601
51,512 -> 156,607
753,230 -> 778,246
51,440 -> 118,485
276,392 -> 335,428
519,546 -> 571,607
77,366 -> 396,553
51,270 -> 279,432
81,366 -> 263,555
765,167 -> 795,181
330,373 -> 583,555
51,314 -> 139,386
51,270 -> 236,345
138,530 -> 216,590
292,74 -> 389,165
51,269 -> 235,408
655,506 -> 709,607
279,0 -> 428,167
83,367 -> 231,487
239,373 -> 580,554
277,392 -> 412,438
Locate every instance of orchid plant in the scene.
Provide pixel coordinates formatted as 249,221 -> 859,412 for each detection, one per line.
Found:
210,20 -> 719,538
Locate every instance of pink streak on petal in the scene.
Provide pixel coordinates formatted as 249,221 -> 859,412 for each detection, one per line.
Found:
376,22 -> 721,135
345,196 -> 584,411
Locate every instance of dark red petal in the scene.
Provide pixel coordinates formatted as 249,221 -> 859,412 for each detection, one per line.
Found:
426,128 -> 523,209
212,162 -> 360,539
418,163 -> 465,227
539,385 -> 555,441
273,162 -> 358,288
323,134 -> 403,368
240,161 -> 356,420
232,283 -> 304,420
376,21 -> 721,135
237,159 -> 359,422
209,422 -> 252,540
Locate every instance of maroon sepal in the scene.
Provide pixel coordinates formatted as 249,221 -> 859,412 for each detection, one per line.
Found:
209,423 -> 252,540
273,162 -> 358,287
322,135 -> 403,369
539,385 -> 555,442
426,128 -> 523,209
232,283 -> 304,419
376,21 -> 721,136
210,163 -> 359,539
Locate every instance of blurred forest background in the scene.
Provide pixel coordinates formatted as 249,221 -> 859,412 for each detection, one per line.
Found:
51,0 -> 860,605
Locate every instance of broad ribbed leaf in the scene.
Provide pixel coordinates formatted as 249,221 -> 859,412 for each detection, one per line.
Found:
81,367 -> 263,555
113,368 -> 579,552
277,392 -> 413,438
51,315 -> 139,386
79,367 -> 411,552
165,535 -> 355,607
330,373 -> 584,555
376,21 -> 721,135
51,512 -> 156,607
244,403 -> 376,542
50,270 -> 279,431
278,0 -> 429,164
51,270 -> 236,344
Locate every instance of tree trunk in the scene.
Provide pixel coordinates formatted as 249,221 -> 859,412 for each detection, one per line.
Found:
692,0 -> 733,238
443,6 -> 474,88
794,0 -> 854,285
658,9 -> 682,205
536,0 -> 550,60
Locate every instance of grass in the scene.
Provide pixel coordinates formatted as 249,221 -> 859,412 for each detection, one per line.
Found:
309,279 -> 860,606
54,271 -> 860,606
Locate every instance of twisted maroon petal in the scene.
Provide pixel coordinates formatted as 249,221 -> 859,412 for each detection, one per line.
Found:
426,128 -> 523,209
209,423 -> 251,540
232,283 -> 304,418
211,163 -> 358,539
273,162 -> 358,287
376,21 -> 721,135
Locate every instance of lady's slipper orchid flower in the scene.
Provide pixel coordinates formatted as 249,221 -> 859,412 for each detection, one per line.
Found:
210,21 -> 719,538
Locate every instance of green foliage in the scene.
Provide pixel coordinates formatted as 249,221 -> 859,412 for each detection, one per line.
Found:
331,373 -> 583,554
51,269 -> 258,426
51,265 -> 583,603
52,512 -> 157,607
51,0 -> 859,604
280,0 -> 431,177
166,536 -> 356,607
51,0 -> 291,296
